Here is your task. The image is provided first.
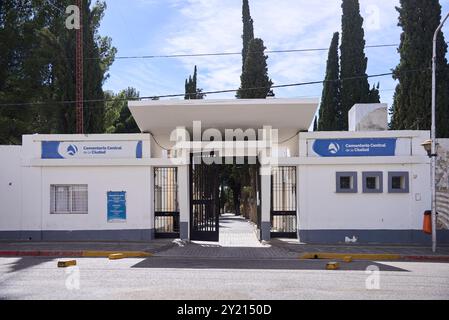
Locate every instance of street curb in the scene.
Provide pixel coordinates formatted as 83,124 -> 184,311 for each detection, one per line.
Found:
82,251 -> 152,258
0,250 -> 152,258
403,255 -> 449,262
300,252 -> 449,262
300,253 -> 402,261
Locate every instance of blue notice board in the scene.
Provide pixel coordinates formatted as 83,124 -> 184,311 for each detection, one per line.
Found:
107,191 -> 126,222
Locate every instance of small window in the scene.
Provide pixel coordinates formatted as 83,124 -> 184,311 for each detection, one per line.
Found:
336,172 -> 358,193
388,172 -> 409,193
363,172 -> 383,193
51,185 -> 88,214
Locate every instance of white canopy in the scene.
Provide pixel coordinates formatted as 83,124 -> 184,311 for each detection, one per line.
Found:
128,98 -> 319,142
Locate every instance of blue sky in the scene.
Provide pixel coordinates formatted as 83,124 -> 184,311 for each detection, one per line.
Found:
99,0 -> 449,109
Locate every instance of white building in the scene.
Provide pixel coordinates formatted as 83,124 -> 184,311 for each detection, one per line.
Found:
0,99 -> 447,244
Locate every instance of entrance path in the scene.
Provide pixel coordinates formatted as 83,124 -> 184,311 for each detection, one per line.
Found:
156,214 -> 297,259
218,213 -> 264,247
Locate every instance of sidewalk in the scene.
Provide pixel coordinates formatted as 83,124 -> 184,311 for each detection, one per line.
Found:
1,237 -> 449,261
0,239 -> 175,257
270,238 -> 449,261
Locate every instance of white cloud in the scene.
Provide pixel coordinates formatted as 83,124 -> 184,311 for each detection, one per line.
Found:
161,0 -> 402,100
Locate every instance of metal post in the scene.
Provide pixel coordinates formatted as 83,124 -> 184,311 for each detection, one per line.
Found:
431,12 -> 449,253
75,0 -> 84,134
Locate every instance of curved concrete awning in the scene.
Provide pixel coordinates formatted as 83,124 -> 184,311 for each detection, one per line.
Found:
128,98 -> 319,142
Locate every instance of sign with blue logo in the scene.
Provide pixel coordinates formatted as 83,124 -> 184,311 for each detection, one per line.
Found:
107,191 -> 127,223
312,138 -> 397,157
42,141 -> 143,159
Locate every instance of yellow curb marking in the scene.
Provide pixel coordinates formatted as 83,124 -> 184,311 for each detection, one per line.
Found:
326,262 -> 340,270
57,260 -> 77,268
300,253 -> 401,261
82,251 -> 152,258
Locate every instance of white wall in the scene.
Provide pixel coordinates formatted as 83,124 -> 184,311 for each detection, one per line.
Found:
297,130 -> 431,233
0,135 -> 155,236
40,166 -> 152,231
0,146 -> 22,231
298,163 -> 430,231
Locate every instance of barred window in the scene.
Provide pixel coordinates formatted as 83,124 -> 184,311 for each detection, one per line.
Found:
50,185 -> 88,214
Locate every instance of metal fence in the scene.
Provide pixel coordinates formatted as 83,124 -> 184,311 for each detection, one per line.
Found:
271,166 -> 297,238
154,167 -> 179,238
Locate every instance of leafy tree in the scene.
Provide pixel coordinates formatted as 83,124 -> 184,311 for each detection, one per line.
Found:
340,0 -> 379,130
0,0 -> 40,144
0,0 -> 116,143
112,87 -> 140,134
318,32 -> 341,131
391,0 -> 449,137
236,38 -> 273,99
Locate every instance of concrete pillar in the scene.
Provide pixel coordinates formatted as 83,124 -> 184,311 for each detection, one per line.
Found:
260,166 -> 271,241
178,165 -> 190,240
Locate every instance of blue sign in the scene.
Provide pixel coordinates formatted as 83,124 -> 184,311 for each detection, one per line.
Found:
312,138 -> 397,157
107,191 -> 127,222
42,141 -> 143,159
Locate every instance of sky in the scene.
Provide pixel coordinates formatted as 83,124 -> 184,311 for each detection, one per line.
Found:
99,0 -> 449,110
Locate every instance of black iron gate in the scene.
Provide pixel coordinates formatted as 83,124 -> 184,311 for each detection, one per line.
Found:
190,153 -> 220,241
271,166 -> 297,238
154,167 -> 179,238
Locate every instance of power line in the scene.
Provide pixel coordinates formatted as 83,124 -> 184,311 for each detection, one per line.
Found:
22,42 -> 401,62
0,68 -> 428,108
108,43 -> 400,60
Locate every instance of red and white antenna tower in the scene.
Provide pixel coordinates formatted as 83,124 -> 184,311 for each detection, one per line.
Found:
75,0 -> 84,134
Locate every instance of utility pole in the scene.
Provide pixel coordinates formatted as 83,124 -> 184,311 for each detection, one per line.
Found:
75,0 -> 84,134
431,12 -> 449,253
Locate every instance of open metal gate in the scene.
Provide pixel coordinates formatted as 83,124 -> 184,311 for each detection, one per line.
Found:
190,154 -> 220,241
271,166 -> 297,238
154,167 -> 179,238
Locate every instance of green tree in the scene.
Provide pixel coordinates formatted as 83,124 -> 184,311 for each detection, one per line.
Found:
241,0 -> 254,72
236,38 -> 273,99
390,0 -> 449,137
340,0 -> 379,130
112,87 -> 140,134
0,0 -> 116,143
0,0 -> 41,144
83,1 -> 116,133
318,32 -> 341,131
184,65 -> 205,100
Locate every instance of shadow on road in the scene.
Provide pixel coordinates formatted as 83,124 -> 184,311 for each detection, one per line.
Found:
131,256 -> 409,272
2,257 -> 54,274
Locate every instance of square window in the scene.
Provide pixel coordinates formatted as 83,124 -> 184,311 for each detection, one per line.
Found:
336,172 -> 358,193
366,177 -> 377,189
392,176 -> 403,190
362,172 -> 383,193
340,176 -> 351,190
51,185 -> 88,214
388,172 -> 409,193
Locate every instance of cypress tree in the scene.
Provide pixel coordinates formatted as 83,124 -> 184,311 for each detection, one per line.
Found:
236,38 -> 273,99
241,0 -> 254,72
391,0 -> 449,137
318,32 -> 341,131
184,65 -> 204,100
340,0 -> 379,130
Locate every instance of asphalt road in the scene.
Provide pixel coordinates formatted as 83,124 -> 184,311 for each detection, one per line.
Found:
0,256 -> 448,300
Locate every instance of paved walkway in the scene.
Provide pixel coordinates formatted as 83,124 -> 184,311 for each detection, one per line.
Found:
157,214 -> 297,259
270,238 -> 449,256
0,239 -> 174,254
